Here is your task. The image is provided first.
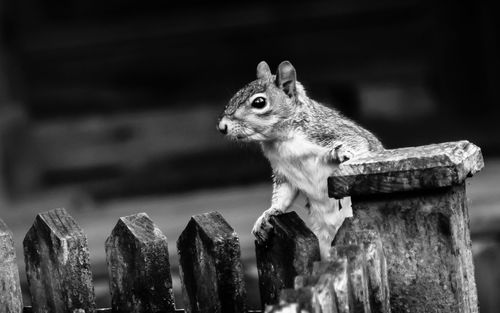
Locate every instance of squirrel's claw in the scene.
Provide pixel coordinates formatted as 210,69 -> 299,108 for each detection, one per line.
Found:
329,142 -> 355,163
252,207 -> 283,243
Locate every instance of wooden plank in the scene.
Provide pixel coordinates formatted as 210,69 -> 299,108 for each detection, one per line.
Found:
23,208 -> 95,313
328,140 -> 484,198
0,218 -> 23,313
255,212 -> 321,307
105,212 -> 175,313
177,211 -> 246,313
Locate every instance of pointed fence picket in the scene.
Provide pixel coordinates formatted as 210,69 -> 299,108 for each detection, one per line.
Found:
1,208 -> 382,313
0,140 -> 484,313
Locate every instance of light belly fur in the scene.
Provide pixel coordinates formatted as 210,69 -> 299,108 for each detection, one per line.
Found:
263,135 -> 352,257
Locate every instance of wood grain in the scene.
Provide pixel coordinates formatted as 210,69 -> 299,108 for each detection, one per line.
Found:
334,231 -> 390,313
334,183 -> 478,313
177,211 -> 246,313
23,208 -> 95,313
331,245 -> 371,313
0,218 -> 23,313
328,140 -> 484,198
255,212 -> 320,308
313,259 -> 350,313
105,212 -> 175,313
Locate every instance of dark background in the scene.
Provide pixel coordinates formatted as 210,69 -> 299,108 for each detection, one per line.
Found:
0,0 -> 499,311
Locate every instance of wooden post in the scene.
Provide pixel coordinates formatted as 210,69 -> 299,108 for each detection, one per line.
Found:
177,211 -> 246,313
255,212 -> 321,307
329,140 -> 483,313
105,212 -> 175,313
23,208 -> 96,313
0,218 -> 23,313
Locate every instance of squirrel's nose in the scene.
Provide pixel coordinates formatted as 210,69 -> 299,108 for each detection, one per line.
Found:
217,120 -> 228,135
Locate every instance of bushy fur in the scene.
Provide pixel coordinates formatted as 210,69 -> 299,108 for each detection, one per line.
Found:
218,61 -> 383,259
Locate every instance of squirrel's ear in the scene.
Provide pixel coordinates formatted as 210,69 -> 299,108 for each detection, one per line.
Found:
256,61 -> 271,80
276,61 -> 296,97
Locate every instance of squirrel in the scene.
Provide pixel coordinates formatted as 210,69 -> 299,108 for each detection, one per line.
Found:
217,61 -> 383,259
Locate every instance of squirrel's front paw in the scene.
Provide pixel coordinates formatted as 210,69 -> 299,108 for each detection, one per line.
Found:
252,208 -> 283,243
330,143 -> 355,163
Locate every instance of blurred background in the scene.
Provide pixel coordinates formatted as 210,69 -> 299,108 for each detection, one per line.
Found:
0,0 -> 499,311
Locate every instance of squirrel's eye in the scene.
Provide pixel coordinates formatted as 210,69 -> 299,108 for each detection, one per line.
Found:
251,97 -> 267,109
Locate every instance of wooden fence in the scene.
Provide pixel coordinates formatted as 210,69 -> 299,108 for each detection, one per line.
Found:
0,140 -> 483,313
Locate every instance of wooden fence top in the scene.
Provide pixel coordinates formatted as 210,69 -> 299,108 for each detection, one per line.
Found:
328,140 -> 484,198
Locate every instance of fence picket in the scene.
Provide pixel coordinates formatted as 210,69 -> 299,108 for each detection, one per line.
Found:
255,212 -> 321,308
331,245 -> 370,313
0,218 -> 23,313
105,212 -> 175,313
333,230 -> 390,313
3,140 -> 484,313
312,259 -> 350,313
177,211 -> 246,313
23,208 -> 95,313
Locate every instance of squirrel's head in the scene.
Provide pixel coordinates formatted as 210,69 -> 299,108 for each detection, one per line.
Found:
217,60 -> 303,142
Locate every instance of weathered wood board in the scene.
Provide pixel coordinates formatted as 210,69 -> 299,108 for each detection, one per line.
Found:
255,212 -> 321,307
177,211 -> 246,313
0,218 -> 23,313
334,184 -> 478,313
106,212 -> 175,313
23,208 -> 96,313
328,140 -> 483,198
